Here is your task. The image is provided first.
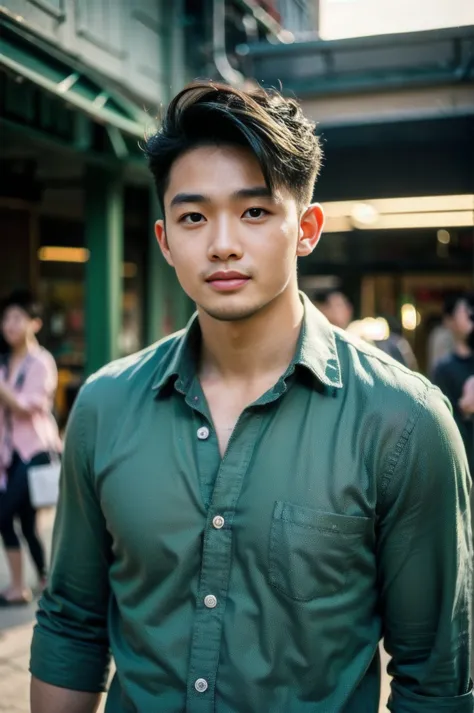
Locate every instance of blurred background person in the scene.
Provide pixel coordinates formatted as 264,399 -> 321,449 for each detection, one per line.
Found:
426,314 -> 455,376
0,290 -> 62,607
432,291 -> 474,472
374,315 -> 418,371
313,288 -> 353,330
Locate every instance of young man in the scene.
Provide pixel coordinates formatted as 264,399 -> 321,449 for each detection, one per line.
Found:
432,292 -> 474,472
30,83 -> 472,713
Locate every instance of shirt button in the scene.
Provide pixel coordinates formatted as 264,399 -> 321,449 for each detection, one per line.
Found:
197,426 -> 210,440
195,678 -> 208,693
204,594 -> 217,608
212,515 -> 225,529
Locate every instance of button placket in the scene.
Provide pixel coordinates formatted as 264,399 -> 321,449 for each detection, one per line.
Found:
185,413 -> 263,713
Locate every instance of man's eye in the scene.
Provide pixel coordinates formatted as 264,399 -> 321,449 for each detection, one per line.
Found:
181,213 -> 205,224
244,208 -> 268,219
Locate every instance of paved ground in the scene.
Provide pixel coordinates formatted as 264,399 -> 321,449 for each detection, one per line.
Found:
0,509 -> 390,712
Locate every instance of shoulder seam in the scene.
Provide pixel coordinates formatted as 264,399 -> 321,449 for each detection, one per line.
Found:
334,331 -> 429,388
377,380 -> 431,506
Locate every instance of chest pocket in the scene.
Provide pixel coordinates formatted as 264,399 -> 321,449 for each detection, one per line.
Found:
268,501 -> 372,602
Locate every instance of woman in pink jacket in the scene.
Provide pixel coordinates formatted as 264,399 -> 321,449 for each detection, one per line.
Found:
0,290 -> 62,606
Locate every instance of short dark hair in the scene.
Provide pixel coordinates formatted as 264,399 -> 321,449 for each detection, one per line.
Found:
1,289 -> 42,320
443,291 -> 470,317
144,81 -> 323,212
312,288 -> 346,305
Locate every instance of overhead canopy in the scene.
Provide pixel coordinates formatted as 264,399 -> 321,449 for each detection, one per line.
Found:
0,14 -> 152,139
241,25 -> 474,100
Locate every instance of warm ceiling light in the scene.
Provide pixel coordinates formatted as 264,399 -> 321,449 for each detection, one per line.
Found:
401,304 -> 421,331
322,194 -> 474,217
361,211 -> 473,230
38,247 -> 90,263
437,229 -> 451,244
322,216 -> 352,233
321,195 -> 474,232
351,203 -> 379,226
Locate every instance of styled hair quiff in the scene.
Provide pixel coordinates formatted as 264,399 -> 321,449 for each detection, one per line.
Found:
144,81 -> 323,211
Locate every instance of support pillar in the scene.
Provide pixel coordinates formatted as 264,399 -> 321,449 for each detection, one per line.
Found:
85,165 -> 123,375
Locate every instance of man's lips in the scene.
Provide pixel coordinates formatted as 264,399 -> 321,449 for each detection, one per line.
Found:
206,271 -> 250,281
205,271 -> 250,291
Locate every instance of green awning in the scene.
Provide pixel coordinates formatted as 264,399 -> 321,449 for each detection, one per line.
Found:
0,13 -> 153,139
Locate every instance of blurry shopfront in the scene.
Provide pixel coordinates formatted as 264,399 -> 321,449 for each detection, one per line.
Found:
0,7 -> 193,425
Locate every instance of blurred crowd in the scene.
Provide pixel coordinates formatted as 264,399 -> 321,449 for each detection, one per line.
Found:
313,286 -> 474,471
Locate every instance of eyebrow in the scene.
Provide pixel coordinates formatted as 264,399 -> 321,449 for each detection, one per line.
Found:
169,186 -> 273,208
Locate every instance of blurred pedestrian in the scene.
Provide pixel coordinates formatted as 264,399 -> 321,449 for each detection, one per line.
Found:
313,287 -> 353,329
432,292 -> 474,472
375,315 -> 418,371
30,81 -> 472,713
0,290 -> 62,606
426,314 -> 455,375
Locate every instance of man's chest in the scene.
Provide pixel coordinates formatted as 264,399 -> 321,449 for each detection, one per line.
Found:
94,385 -> 377,589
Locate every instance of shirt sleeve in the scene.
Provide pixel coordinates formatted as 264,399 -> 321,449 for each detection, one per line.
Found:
377,385 -> 473,713
29,386 -> 112,692
16,355 -> 57,413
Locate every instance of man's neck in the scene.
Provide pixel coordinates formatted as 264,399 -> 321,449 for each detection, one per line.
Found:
198,287 -> 304,384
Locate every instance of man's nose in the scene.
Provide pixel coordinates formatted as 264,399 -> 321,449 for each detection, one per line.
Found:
208,215 -> 243,261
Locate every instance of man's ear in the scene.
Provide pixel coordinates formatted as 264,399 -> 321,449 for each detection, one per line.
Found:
297,203 -> 324,257
154,220 -> 174,267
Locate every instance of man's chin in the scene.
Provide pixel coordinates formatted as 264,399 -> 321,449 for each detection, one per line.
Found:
199,300 -> 264,323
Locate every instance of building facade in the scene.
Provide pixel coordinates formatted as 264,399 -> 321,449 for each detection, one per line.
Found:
1,1 -> 197,422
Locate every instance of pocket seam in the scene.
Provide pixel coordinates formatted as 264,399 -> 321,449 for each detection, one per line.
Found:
268,521 -> 329,602
268,504 -> 368,602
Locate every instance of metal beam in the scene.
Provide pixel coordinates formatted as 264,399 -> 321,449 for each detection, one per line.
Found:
241,24 -> 474,98
302,84 -> 474,127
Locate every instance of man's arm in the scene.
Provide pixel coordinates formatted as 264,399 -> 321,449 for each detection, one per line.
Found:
30,386 -> 112,711
31,679 -> 101,713
377,386 -> 473,712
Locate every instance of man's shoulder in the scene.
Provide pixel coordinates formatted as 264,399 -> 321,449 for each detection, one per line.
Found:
333,328 -> 457,460
77,329 -> 185,409
334,327 -> 439,419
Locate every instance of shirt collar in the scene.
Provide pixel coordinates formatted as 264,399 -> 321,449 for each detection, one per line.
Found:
151,292 -> 343,395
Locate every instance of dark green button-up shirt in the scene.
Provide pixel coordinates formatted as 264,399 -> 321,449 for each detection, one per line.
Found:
31,294 -> 473,712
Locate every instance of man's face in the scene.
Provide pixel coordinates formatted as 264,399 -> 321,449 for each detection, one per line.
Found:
1,306 -> 40,348
155,145 -> 323,322
447,299 -> 472,341
319,293 -> 353,330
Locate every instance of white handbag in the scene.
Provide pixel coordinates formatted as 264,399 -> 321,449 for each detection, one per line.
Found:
27,456 -> 61,509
